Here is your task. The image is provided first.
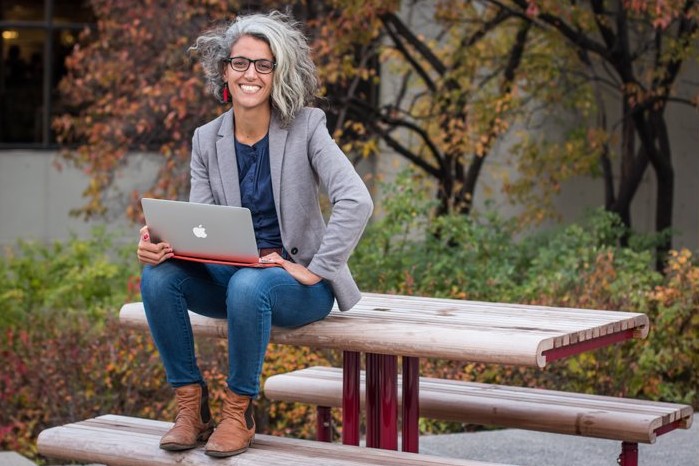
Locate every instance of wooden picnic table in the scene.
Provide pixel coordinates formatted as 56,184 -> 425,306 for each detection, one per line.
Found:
120,291 -> 650,454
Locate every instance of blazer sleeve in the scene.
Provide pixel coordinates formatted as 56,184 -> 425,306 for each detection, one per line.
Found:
189,127 -> 215,204
305,109 -> 374,279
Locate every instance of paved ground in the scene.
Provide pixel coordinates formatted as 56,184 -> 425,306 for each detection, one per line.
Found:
0,452 -> 35,466
0,452 -> 103,466
419,419 -> 699,465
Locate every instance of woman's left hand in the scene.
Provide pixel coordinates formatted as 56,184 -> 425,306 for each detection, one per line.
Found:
261,252 -> 322,285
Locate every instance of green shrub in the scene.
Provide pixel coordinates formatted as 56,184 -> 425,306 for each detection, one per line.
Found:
351,172 -> 697,411
636,249 -> 699,404
352,171 -> 528,301
0,227 -> 140,330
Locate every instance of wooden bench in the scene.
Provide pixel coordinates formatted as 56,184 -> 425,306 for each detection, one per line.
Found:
264,366 -> 694,466
37,414 -> 514,466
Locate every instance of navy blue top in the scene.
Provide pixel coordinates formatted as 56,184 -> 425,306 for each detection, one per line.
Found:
234,133 -> 282,249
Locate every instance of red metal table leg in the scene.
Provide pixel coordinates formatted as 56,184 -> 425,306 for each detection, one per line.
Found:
316,406 -> 332,442
379,354 -> 398,450
402,356 -> 420,453
618,441 -> 638,466
342,351 -> 360,446
366,352 -> 380,448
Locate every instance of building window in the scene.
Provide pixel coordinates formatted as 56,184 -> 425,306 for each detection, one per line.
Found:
0,0 -> 94,148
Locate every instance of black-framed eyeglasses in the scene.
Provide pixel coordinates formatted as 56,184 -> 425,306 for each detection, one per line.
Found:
224,56 -> 277,74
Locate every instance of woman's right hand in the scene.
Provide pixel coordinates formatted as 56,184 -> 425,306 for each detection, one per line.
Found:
137,225 -> 174,265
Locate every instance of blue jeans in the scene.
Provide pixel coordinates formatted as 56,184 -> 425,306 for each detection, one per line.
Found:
140,259 -> 334,397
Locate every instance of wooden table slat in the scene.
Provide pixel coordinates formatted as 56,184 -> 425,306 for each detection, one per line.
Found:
120,293 -> 649,368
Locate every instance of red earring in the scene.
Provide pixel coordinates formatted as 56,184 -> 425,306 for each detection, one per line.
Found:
222,84 -> 230,103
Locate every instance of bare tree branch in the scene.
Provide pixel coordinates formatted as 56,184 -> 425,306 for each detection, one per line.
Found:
365,118 -> 442,178
460,20 -> 531,213
380,12 -> 447,75
486,0 -> 612,58
381,15 -> 438,92
348,99 -> 443,177
333,41 -> 379,135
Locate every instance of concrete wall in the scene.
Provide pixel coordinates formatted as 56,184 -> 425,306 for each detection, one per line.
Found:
0,150 -> 158,248
0,149 -> 377,250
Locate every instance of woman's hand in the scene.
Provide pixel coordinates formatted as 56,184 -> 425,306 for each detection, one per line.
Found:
261,252 -> 322,285
137,226 -> 174,265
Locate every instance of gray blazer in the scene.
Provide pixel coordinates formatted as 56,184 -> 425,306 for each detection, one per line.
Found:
189,107 -> 373,311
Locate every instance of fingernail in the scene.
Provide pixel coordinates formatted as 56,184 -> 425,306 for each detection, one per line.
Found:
143,234 -> 149,241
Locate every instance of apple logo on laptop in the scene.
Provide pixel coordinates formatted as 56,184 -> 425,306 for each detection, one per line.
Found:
192,225 -> 207,238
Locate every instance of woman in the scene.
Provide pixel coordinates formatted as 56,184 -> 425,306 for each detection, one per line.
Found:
137,11 -> 372,458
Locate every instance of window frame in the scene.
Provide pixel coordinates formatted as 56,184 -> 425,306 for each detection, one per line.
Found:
0,0 -> 94,150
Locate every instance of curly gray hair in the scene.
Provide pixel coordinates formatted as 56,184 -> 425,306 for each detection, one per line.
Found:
190,11 -> 319,127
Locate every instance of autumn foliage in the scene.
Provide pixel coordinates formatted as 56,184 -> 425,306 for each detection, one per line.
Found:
52,0 -> 394,221
53,0 -> 237,219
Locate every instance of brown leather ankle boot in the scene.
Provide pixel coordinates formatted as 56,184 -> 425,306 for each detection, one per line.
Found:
204,388 -> 255,457
159,383 -> 215,451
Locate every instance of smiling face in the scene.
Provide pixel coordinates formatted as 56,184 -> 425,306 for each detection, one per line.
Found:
223,35 -> 275,115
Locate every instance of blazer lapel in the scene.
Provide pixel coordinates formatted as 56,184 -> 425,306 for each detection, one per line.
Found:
215,109 -> 241,206
268,112 -> 288,213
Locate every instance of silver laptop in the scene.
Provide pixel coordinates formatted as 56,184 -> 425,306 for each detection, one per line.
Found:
141,198 -> 275,267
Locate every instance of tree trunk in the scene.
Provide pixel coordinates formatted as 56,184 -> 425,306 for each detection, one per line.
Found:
630,109 -> 674,270
650,110 -> 674,269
